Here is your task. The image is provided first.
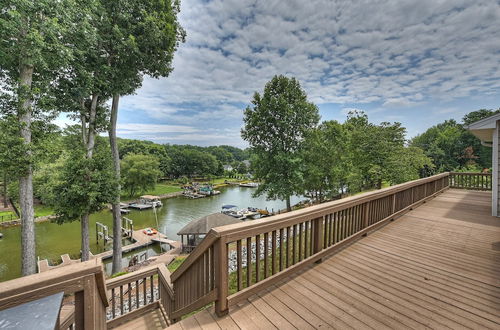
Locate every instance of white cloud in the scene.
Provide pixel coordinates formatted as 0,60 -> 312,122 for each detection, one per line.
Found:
116,0 -> 500,145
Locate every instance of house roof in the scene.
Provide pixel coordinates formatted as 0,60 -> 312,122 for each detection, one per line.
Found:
464,113 -> 500,143
177,213 -> 241,235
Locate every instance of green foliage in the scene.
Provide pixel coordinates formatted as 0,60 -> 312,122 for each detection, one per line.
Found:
118,139 -> 171,176
43,137 -> 117,223
121,154 -> 162,197
242,75 -> 320,209
167,146 -> 221,178
385,147 -> 434,184
301,120 -> 347,201
411,109 -> 500,171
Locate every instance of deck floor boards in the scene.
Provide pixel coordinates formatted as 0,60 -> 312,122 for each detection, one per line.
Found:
163,189 -> 500,329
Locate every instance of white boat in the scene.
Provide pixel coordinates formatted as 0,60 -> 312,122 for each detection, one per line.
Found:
140,195 -> 163,207
239,182 -> 258,188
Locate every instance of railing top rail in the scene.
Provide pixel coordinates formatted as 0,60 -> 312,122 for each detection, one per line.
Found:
171,231 -> 218,282
209,172 -> 449,241
450,171 -> 491,175
0,258 -> 109,309
106,263 -> 159,289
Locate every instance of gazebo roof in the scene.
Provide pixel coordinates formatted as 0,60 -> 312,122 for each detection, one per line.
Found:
177,213 -> 241,235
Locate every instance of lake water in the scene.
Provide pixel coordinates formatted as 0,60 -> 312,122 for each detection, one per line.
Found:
0,185 -> 304,281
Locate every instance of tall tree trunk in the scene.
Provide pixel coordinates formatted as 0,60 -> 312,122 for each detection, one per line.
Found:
286,196 -> 291,212
109,94 -> 122,274
2,172 -> 7,208
79,94 -> 98,261
19,64 -> 36,276
81,213 -> 90,261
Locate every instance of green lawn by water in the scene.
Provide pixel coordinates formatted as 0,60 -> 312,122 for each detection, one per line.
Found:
0,204 -> 54,219
121,183 -> 183,200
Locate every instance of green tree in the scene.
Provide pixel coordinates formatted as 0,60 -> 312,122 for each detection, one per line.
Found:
242,75 -> 320,211
121,154 -> 162,197
49,141 -> 116,228
0,0 -> 76,274
345,111 -> 407,191
385,147 -> 434,184
97,0 -> 185,274
302,120 -> 347,202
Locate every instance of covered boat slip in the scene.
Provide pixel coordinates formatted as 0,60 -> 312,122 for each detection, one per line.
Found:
177,213 -> 241,253
168,188 -> 500,329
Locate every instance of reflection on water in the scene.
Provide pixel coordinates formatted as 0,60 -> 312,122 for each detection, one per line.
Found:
0,185 -> 304,281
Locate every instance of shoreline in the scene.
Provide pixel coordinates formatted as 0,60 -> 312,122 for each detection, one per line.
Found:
0,191 -> 186,228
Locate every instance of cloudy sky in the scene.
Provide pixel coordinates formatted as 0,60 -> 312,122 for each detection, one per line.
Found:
92,0 -> 500,147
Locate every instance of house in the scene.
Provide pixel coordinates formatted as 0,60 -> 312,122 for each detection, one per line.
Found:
465,112 -> 500,216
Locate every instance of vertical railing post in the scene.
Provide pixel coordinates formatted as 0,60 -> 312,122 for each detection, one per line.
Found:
312,216 -> 324,263
363,202 -> 370,230
214,237 -> 228,317
391,193 -> 396,215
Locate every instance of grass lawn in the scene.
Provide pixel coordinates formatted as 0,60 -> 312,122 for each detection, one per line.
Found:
167,255 -> 187,272
34,204 -> 54,217
121,183 -> 182,200
1,204 -> 54,219
0,210 -> 14,217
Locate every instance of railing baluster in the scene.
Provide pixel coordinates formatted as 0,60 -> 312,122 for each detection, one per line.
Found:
279,228 -> 284,271
246,237 -> 252,288
292,224 -> 297,264
271,230 -> 277,275
264,232 -> 269,278
256,234 -> 260,282
298,223 -> 303,261
120,285 -> 124,316
286,226 -> 290,268
236,239 -> 242,291
143,277 -> 147,306
128,283 -> 132,311
111,288 -> 116,318
150,275 -> 154,302
135,280 -> 139,309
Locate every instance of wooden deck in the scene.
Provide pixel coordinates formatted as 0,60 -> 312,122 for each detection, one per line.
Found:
167,189 -> 500,329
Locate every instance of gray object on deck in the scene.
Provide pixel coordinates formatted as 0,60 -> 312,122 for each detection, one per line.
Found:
0,292 -> 63,329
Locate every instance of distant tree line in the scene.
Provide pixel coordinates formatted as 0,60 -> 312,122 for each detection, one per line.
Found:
410,109 -> 500,172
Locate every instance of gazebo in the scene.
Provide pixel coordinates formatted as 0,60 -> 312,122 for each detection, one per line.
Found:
177,213 -> 241,252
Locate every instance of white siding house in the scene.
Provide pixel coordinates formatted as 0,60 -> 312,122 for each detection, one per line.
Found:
466,113 -> 500,217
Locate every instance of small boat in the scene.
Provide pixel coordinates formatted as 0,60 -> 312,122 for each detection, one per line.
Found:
120,208 -> 130,214
143,227 -> 158,236
221,205 -> 243,219
140,195 -> 163,207
239,182 -> 259,188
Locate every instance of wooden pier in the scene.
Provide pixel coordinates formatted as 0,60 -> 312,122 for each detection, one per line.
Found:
37,229 -> 181,273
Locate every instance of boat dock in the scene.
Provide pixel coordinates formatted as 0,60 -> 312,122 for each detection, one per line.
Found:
37,228 -> 181,273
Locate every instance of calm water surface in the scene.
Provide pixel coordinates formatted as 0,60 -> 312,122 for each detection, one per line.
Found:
0,186 -> 304,281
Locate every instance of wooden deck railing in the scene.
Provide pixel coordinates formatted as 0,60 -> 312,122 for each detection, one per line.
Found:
170,172 -> 451,317
449,172 -> 492,190
2,171 -> 486,327
105,263 -> 174,328
0,259 -> 109,330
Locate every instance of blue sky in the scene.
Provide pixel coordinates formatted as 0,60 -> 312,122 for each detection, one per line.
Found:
59,0 -> 500,147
